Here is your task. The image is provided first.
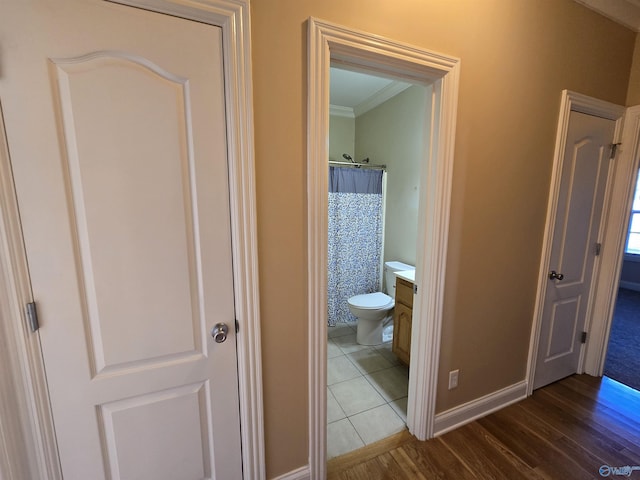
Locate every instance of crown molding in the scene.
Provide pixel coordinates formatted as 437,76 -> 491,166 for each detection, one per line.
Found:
329,104 -> 355,118
575,0 -> 640,32
330,81 -> 412,119
354,81 -> 411,116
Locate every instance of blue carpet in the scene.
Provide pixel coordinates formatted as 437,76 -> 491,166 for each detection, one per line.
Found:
603,288 -> 640,392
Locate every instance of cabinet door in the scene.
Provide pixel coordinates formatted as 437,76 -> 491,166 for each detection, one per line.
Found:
393,303 -> 412,365
395,278 -> 414,308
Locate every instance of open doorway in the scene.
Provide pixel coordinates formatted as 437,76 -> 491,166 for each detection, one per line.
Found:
307,18 -> 460,479
603,172 -> 640,392
325,66 -> 428,459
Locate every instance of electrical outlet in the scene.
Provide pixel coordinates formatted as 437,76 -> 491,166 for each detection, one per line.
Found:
448,369 -> 459,389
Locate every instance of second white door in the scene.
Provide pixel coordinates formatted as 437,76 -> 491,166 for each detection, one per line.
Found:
533,110 -> 616,389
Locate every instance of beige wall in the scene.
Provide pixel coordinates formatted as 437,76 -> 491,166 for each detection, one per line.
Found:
355,85 -> 430,270
250,1 -> 635,477
627,34 -> 640,105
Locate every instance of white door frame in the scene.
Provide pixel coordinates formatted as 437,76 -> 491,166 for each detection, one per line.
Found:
583,105 -> 640,376
527,90 -> 625,395
0,101 -> 63,480
0,1 -> 264,479
307,18 -> 460,479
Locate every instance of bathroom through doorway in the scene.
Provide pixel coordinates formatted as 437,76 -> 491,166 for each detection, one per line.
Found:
307,17 -> 461,479
325,66 -> 426,459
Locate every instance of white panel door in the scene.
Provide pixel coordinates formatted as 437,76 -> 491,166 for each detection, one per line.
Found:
533,111 -> 616,390
0,1 -> 242,478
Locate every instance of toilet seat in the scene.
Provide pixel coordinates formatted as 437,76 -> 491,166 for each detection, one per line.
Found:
348,292 -> 393,310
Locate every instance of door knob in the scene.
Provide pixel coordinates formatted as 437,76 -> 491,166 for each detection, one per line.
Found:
211,323 -> 229,343
549,270 -> 564,281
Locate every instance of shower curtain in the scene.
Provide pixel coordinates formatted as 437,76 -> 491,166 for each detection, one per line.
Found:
327,166 -> 384,326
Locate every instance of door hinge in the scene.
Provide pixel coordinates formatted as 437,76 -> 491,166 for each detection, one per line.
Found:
580,331 -> 587,344
25,302 -> 39,332
595,242 -> 602,256
413,284 -> 418,294
610,143 -> 621,159
235,319 -> 239,333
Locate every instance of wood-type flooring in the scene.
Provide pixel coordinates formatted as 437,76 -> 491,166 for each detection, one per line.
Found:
327,374 -> 640,479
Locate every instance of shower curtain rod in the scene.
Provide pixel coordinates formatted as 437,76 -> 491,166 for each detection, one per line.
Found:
328,160 -> 386,171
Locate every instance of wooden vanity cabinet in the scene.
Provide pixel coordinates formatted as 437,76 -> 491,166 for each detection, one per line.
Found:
392,277 -> 413,365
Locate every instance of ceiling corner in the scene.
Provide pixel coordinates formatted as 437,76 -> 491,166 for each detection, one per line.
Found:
575,0 -> 640,32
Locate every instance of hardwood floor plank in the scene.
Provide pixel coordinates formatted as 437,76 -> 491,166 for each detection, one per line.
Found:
542,381 -> 640,455
496,399 -> 594,479
364,453 -> 409,480
402,438 -> 479,480
536,386 -> 640,442
326,375 -> 640,479
522,392 -> 640,469
567,375 -> 640,420
532,387 -> 639,461
338,458 -> 392,480
477,406 -> 547,468
596,377 -> 640,422
387,449 -> 428,480
476,426 -> 549,480
477,407 -> 591,479
439,422 -> 533,479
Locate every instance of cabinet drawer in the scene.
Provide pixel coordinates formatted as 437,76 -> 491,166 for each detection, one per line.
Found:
395,278 -> 414,307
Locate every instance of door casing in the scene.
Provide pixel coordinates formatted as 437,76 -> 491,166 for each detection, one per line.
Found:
307,17 -> 460,480
527,90 -> 625,394
0,1 -> 264,479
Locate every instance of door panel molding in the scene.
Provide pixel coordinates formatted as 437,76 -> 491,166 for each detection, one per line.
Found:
0,1 -> 264,478
546,297 -> 580,360
53,51 -> 203,377
527,90 -> 625,395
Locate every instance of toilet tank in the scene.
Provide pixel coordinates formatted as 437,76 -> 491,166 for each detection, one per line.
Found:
383,261 -> 415,296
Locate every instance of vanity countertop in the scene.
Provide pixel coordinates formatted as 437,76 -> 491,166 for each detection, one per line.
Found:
395,270 -> 415,283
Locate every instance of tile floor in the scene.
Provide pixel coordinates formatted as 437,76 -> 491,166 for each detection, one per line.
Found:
327,322 -> 409,459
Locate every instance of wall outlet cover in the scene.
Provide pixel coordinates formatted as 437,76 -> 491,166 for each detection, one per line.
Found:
448,369 -> 459,389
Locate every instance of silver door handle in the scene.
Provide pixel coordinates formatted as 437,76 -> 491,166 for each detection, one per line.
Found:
211,323 -> 229,343
549,270 -> 564,281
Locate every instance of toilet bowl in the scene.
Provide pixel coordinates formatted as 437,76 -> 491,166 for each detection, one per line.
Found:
348,292 -> 394,345
348,261 -> 415,345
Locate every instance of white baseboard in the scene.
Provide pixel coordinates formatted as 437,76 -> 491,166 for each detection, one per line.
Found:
619,280 -> 640,292
270,465 -> 310,480
433,381 -> 528,436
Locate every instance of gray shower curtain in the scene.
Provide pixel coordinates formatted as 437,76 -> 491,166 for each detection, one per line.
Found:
327,166 -> 384,326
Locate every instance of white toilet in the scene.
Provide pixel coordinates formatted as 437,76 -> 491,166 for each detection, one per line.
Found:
348,261 -> 415,345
